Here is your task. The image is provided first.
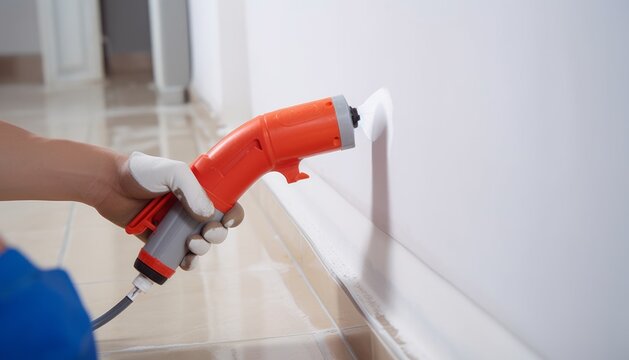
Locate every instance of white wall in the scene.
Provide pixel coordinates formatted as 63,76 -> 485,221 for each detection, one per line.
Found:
188,0 -> 223,113
243,1 -> 629,359
188,0 -> 251,126
0,0 -> 40,55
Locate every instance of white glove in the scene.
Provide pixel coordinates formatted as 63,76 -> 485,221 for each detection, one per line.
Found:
128,151 -> 244,270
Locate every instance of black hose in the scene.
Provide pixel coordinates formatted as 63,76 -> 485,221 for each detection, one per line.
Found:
91,296 -> 133,330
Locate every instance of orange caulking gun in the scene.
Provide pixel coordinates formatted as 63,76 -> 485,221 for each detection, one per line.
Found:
91,95 -> 361,329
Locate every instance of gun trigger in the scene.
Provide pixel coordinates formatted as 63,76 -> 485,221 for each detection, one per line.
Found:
275,159 -> 309,184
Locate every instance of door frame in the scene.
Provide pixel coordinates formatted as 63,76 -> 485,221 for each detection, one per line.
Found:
37,0 -> 103,85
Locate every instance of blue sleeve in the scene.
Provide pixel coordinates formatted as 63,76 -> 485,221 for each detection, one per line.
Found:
0,248 -> 97,360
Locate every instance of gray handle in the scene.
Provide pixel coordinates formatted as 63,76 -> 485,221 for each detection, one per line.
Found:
138,201 -> 223,282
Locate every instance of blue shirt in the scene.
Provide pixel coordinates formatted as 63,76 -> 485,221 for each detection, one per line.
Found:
0,248 -> 97,359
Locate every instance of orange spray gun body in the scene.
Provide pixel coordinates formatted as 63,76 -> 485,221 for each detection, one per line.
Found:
124,95 -> 360,285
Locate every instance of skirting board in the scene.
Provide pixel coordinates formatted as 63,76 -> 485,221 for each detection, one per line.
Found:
258,166 -> 540,360
0,55 -> 43,84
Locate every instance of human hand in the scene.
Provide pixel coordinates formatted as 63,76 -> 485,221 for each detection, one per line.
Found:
94,152 -> 244,270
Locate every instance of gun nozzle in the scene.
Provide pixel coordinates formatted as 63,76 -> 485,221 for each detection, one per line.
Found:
356,88 -> 392,142
349,106 -> 360,128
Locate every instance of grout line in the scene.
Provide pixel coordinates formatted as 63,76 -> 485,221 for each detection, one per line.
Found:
189,115 -> 207,153
105,106 -> 156,118
58,90 -> 97,268
58,86 -> 98,268
100,329 -> 338,355
57,203 -> 76,267
312,330 -> 336,360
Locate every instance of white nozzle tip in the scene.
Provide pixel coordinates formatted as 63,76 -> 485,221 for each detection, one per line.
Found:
133,273 -> 154,293
357,88 -> 392,142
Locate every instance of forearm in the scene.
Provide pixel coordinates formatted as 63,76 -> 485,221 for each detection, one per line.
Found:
0,121 -> 125,206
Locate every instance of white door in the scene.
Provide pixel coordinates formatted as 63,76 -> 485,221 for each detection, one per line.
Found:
37,0 -> 103,85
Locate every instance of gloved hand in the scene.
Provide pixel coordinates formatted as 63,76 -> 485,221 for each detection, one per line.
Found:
95,151 -> 244,270
127,151 -> 244,270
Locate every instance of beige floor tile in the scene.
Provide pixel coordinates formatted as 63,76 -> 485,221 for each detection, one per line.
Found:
314,331 -> 355,360
343,326 -> 373,360
301,242 -> 367,330
166,114 -> 201,162
62,224 -> 143,284
41,84 -> 106,120
65,205 -> 143,285
101,335 -> 330,360
102,113 -> 161,156
2,113 -> 96,142
190,192 -> 294,274
249,182 -> 308,262
0,200 -> 71,233
44,122 -> 92,142
72,202 -> 121,230
0,84 -> 46,116
104,73 -> 155,108
0,114 -> 50,137
2,228 -> 65,268
0,82 -> 104,140
343,325 -> 396,360
82,268 -> 333,353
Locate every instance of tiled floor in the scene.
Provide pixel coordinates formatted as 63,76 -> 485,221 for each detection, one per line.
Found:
0,76 -> 358,359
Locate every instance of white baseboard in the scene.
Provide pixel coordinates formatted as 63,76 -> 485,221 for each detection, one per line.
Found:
263,166 -> 540,360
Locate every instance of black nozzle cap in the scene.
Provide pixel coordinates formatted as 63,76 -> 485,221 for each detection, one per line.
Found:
134,258 -> 168,285
349,106 -> 360,128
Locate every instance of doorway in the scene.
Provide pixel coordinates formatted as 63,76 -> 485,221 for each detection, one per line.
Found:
99,0 -> 152,81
